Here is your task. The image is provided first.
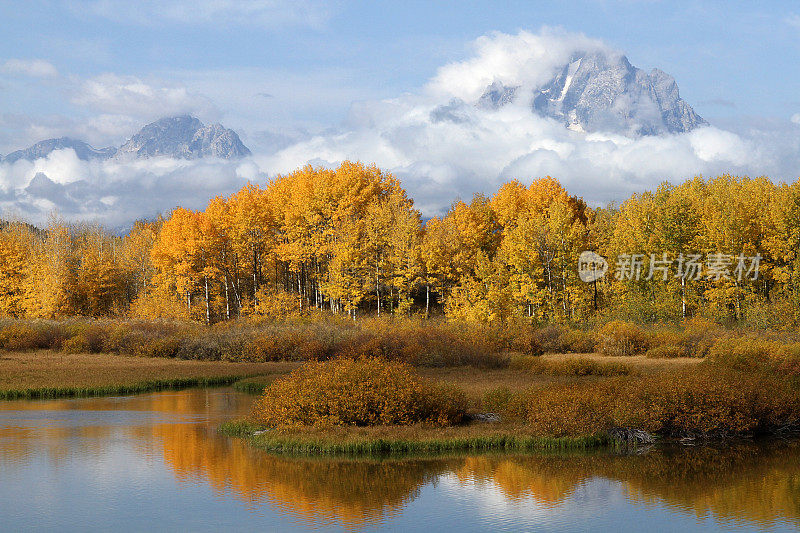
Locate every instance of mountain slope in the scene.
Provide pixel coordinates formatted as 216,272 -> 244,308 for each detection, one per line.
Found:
2,138 -> 116,164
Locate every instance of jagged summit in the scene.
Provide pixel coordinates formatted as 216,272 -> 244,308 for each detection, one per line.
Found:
476,51 -> 707,136
115,115 -> 251,160
2,116 -> 251,163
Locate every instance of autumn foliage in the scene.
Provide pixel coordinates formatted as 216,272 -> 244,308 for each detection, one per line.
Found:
250,358 -> 467,428
0,164 -> 794,327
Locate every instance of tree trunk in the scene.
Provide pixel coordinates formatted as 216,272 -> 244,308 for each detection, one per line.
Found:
204,277 -> 211,325
224,277 -> 230,320
425,284 -> 430,319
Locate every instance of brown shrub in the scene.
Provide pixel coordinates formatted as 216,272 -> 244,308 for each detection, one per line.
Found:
134,336 -> 181,358
251,358 -> 468,428
506,367 -> 800,438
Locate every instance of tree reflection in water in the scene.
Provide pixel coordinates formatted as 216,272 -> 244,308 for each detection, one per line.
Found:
1,389 -> 798,530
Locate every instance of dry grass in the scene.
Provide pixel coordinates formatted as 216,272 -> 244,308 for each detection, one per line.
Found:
0,350 -> 299,393
234,355 -> 701,406
541,353 -> 702,374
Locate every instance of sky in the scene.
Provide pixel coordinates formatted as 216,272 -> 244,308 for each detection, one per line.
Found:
1,1 -> 800,226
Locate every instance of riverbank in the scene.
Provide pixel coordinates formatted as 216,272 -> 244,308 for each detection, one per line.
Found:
225,354 -> 799,456
220,420 -> 610,456
0,350 -> 298,400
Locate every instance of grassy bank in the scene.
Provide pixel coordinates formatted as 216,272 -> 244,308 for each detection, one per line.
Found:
220,420 -> 609,456
0,350 -> 298,400
0,376 -> 246,400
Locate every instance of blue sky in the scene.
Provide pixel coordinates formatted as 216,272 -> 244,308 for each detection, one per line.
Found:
2,1 -> 799,140
1,1 -> 800,225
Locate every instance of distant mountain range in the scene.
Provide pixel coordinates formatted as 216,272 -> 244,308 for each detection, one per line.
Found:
474,50 -> 707,136
3,51 -> 706,166
1,115 -> 251,163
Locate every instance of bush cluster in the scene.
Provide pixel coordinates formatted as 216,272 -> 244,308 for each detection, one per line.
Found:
510,355 -> 631,376
707,336 -> 800,376
1,315 -> 797,374
250,358 -> 468,428
504,367 -> 800,438
0,317 -> 513,367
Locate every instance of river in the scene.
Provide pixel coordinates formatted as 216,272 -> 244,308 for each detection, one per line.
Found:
0,388 -> 798,532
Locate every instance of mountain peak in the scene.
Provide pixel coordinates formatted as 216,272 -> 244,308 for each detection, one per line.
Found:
115,115 -> 251,160
2,116 -> 251,164
480,50 -> 707,136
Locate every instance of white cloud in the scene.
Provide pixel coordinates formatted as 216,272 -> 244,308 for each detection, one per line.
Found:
72,74 -> 216,120
1,59 -> 58,78
84,0 -> 332,29
426,28 -> 612,102
0,151 -> 254,228
792,113 -> 800,125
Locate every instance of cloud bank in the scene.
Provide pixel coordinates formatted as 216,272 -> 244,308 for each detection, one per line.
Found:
2,29 -> 800,228
0,152 -> 259,229
263,29 -> 800,211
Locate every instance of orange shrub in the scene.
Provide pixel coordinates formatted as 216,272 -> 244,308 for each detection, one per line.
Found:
644,345 -> 686,359
598,321 -> 649,356
251,358 -> 467,428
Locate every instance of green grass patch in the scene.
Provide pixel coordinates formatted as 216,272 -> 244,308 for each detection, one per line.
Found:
0,375 -> 248,400
219,420 -> 609,457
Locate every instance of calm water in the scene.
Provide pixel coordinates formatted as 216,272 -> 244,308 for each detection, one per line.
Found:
0,389 -> 798,532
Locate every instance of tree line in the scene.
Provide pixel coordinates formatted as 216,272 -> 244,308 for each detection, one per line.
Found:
0,161 -> 795,324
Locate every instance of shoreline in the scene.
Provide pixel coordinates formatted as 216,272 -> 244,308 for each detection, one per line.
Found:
0,375 -> 252,401
218,420 -> 611,456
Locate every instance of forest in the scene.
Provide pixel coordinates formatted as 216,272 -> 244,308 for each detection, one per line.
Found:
0,161 -> 794,327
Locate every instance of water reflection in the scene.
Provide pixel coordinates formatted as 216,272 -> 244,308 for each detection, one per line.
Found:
1,388 -> 799,531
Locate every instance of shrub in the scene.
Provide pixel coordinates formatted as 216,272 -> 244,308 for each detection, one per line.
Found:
677,317 -> 722,357
510,355 -> 630,376
510,383 -> 616,436
529,324 -> 597,354
505,367 -> 800,438
483,386 -> 513,412
707,337 -> 776,371
61,335 -> 91,354
0,323 -> 50,351
614,369 -> 800,436
134,336 -> 181,358
176,335 -> 225,360
645,345 -> 686,359
251,358 -> 468,428
598,321 -> 648,356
